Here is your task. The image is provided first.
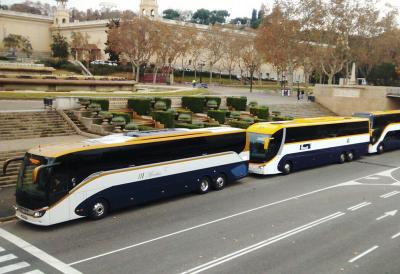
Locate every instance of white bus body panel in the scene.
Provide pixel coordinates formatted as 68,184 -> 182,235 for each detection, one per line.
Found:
369,123 -> 400,154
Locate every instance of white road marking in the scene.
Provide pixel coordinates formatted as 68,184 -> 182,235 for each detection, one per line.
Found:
376,210 -> 398,221
181,212 -> 345,274
23,270 -> 45,274
391,232 -> 400,239
380,191 -> 400,199
364,177 -> 380,180
0,262 -> 30,274
70,168 -> 399,266
348,202 -> 371,211
0,228 -> 81,274
0,247 -> 4,252
348,246 -> 379,263
0,254 -> 17,263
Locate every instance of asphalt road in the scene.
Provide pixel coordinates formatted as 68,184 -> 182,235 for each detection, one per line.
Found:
1,150 -> 400,274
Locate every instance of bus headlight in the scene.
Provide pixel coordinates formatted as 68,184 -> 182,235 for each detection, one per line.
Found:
33,210 -> 46,218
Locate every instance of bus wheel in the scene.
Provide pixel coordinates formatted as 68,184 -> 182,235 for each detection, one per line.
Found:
282,162 -> 292,175
346,151 -> 355,162
339,153 -> 346,164
89,199 -> 109,220
377,143 -> 384,154
213,174 -> 227,191
198,177 -> 211,194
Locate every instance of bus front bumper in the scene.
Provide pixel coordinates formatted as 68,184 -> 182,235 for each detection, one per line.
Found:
15,206 -> 50,226
249,163 -> 281,175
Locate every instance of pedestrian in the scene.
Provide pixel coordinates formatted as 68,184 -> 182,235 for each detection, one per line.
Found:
297,89 -> 300,100
301,90 -> 305,100
192,79 -> 197,88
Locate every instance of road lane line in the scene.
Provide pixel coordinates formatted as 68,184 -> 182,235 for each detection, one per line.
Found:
22,270 -> 45,274
0,228 -> 82,274
391,232 -> 400,239
0,247 -> 4,252
0,262 -> 30,274
0,254 -> 17,263
348,202 -> 371,211
181,212 -> 345,274
70,168 -> 400,266
381,191 -> 400,199
348,246 -> 379,263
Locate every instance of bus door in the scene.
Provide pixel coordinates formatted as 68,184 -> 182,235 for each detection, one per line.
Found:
46,164 -> 70,223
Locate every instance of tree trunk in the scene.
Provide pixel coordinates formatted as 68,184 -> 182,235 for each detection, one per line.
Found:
328,74 -> 334,85
209,65 -> 213,84
287,60 -> 294,92
194,69 -> 197,80
153,67 -> 159,84
131,63 -> 136,81
229,72 -> 232,84
136,66 -> 140,83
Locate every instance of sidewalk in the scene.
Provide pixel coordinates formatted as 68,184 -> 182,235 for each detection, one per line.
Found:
0,135 -> 87,152
0,185 -> 15,220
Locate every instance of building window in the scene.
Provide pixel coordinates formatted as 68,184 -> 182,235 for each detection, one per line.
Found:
62,18 -> 66,24
142,9 -> 147,16
151,9 -> 155,17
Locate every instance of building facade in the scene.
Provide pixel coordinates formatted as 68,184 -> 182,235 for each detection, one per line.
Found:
0,0 -> 305,82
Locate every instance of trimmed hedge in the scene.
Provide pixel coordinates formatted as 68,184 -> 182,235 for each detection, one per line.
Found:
206,96 -> 222,108
182,96 -> 206,113
138,125 -> 155,131
227,96 -> 247,111
175,122 -> 203,129
208,110 -> 226,125
112,112 -> 131,123
272,116 -> 294,121
250,106 -> 269,120
90,99 -> 109,111
204,122 -> 220,128
153,111 -> 175,128
155,97 -> 172,109
228,120 -> 254,129
128,98 -> 152,116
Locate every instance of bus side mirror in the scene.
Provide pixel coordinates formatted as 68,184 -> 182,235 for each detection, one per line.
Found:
264,138 -> 274,150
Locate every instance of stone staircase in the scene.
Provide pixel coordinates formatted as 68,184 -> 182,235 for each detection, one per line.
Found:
269,103 -> 336,118
0,150 -> 25,186
65,110 -> 88,132
0,111 -> 76,141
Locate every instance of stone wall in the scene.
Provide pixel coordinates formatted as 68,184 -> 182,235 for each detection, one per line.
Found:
314,85 -> 400,116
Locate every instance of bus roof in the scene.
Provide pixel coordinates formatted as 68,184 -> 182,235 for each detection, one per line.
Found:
28,127 -> 245,158
354,110 -> 400,116
247,117 -> 369,135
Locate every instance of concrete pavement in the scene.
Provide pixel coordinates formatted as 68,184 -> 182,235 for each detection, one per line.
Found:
0,150 -> 400,273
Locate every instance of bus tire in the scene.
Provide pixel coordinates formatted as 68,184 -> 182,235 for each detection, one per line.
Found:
377,143 -> 384,154
89,199 -> 109,220
346,151 -> 355,162
339,153 -> 346,164
198,177 -> 211,194
282,161 -> 292,175
213,174 -> 227,191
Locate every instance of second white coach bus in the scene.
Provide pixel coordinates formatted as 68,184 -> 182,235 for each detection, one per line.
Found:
353,110 -> 400,154
3,128 -> 249,226
247,117 -> 371,175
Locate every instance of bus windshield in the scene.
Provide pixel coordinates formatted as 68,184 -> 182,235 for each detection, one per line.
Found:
250,130 -> 283,163
16,155 -> 49,209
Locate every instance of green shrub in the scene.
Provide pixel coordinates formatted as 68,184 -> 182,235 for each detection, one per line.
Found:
154,101 -> 167,111
182,96 -> 206,113
248,101 -> 258,108
206,96 -> 222,108
192,120 -> 205,128
155,97 -> 172,109
178,113 -> 192,123
208,110 -> 226,124
99,111 -> 113,119
228,120 -> 254,129
153,111 -> 175,128
88,103 -> 101,112
112,112 -> 131,123
204,122 -> 220,128
128,98 -> 152,116
255,118 -> 268,123
138,125 -> 155,131
125,123 -> 139,131
272,116 -> 293,121
271,111 -> 281,117
207,99 -> 219,110
90,99 -> 109,111
250,106 -> 269,120
230,111 -> 241,119
111,116 -> 126,125
241,117 -> 255,123
227,96 -> 247,111
175,122 -> 203,129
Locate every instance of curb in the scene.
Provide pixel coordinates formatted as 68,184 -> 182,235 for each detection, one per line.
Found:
0,215 -> 16,223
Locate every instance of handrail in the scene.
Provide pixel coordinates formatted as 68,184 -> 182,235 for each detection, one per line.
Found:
2,157 -> 24,176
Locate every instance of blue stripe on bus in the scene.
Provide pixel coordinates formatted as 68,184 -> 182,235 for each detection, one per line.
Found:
278,143 -> 369,172
75,161 -> 248,216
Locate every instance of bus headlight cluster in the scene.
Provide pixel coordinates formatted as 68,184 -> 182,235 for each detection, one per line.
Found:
33,210 -> 46,218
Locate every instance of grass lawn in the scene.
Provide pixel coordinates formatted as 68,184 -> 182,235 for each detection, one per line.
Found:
0,89 -> 208,100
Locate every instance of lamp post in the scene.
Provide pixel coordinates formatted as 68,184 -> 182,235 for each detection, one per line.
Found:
199,61 -> 205,84
249,63 -> 256,93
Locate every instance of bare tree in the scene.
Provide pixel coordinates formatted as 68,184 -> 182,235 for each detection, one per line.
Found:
205,26 -> 226,84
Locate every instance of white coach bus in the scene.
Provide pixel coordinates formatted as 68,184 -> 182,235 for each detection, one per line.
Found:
3,128 -> 249,226
353,110 -> 400,154
247,117 -> 371,175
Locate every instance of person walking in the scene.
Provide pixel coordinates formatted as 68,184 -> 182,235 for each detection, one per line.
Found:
192,79 -> 197,88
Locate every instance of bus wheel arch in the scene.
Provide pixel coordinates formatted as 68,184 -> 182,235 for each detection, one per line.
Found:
377,143 -> 384,154
281,161 -> 293,175
213,173 -> 227,191
89,198 -> 110,220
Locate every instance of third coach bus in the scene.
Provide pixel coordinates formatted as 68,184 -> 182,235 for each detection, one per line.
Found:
3,127 -> 248,226
247,117 -> 370,175
353,110 -> 400,154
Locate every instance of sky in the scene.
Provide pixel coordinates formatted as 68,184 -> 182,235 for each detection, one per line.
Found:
2,0 -> 400,19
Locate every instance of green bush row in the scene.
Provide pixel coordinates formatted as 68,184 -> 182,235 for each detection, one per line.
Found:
90,99 -> 109,111
208,110 -> 226,125
152,111 -> 175,128
182,96 -> 206,113
128,98 -> 152,116
228,120 -> 254,129
155,97 -> 172,109
227,97 -> 247,111
250,106 -> 269,120
112,112 -> 131,123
